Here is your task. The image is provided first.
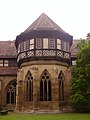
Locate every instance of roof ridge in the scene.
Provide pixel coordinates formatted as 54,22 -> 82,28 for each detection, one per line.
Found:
34,13 -> 43,30
45,14 -> 57,30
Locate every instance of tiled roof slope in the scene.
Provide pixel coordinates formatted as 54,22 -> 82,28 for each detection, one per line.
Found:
0,41 -> 17,58
70,39 -> 81,57
23,13 -> 69,35
0,67 -> 18,75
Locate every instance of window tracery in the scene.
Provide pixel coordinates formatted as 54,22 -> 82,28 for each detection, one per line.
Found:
40,69 -> 51,101
6,80 -> 16,104
26,71 -> 33,101
58,71 -> 65,101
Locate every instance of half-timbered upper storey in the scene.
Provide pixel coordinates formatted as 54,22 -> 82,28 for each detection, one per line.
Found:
15,13 -> 73,67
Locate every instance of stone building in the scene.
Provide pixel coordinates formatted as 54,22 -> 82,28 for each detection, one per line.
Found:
0,13 -> 79,112
0,41 -> 18,110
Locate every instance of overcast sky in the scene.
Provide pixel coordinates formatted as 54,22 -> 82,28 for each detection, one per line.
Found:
0,0 -> 90,41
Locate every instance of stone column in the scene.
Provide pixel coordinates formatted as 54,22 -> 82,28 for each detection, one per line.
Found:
64,68 -> 72,103
16,70 -> 24,112
16,80 -> 23,111
51,67 -> 59,110
32,66 -> 38,111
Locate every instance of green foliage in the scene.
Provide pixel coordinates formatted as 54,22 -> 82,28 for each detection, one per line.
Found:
71,39 -> 90,112
71,93 -> 88,112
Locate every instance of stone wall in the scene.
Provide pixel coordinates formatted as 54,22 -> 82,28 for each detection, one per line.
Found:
16,60 -> 72,112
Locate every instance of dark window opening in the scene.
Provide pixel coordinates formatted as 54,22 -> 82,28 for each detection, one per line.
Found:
6,80 -> 16,104
48,80 -> 51,101
26,71 -> 33,101
58,71 -> 65,101
40,80 -> 43,101
40,69 -> 51,101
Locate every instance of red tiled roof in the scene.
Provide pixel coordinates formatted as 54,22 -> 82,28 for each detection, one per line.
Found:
0,67 -> 18,75
0,41 -> 17,58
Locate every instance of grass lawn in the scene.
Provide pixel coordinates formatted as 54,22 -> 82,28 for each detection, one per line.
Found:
0,113 -> 90,120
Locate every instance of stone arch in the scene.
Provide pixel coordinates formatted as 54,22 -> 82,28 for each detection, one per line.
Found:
40,69 -> 51,101
25,71 -> 33,101
6,79 -> 16,104
58,70 -> 65,101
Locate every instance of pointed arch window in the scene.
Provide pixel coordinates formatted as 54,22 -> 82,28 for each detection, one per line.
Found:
40,69 -> 51,101
58,71 -> 65,101
26,71 -> 33,101
6,80 -> 16,104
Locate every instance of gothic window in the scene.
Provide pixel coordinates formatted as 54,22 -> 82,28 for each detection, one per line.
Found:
40,69 -> 51,101
36,38 -> 42,49
58,71 -> 65,101
6,80 -> 16,104
57,39 -> 61,49
49,38 -> 55,49
26,71 -> 33,101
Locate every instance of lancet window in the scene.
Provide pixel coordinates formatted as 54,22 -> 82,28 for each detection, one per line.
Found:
6,80 -> 16,104
40,69 -> 51,101
58,71 -> 65,101
26,71 -> 33,101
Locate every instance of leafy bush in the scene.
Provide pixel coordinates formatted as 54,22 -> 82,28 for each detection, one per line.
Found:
71,39 -> 90,112
71,93 -> 88,112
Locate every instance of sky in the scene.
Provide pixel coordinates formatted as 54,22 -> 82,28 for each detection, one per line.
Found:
0,0 -> 90,41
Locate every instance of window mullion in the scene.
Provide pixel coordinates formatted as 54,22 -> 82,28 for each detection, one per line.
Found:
10,91 -> 11,104
47,80 -> 48,101
14,90 -> 16,103
61,80 -> 62,101
31,80 -> 33,101
43,80 -> 44,101
28,81 -> 30,101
